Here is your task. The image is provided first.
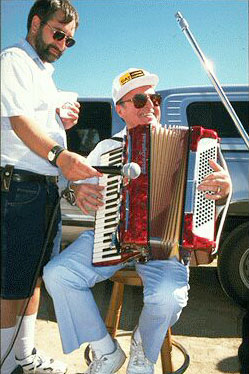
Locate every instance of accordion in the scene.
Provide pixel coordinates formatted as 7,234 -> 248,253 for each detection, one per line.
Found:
92,124 -> 220,266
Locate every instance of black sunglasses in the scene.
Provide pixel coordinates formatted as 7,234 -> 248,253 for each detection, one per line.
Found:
45,22 -> 76,48
118,93 -> 162,108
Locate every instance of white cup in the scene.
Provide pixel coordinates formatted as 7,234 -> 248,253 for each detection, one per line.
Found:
57,91 -> 78,119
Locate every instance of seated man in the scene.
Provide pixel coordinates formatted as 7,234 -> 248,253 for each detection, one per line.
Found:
43,68 -> 231,374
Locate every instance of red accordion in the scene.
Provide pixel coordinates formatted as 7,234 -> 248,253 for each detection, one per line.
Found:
93,125 -> 219,266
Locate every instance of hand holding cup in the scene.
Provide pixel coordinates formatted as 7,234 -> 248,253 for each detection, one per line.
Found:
57,91 -> 80,129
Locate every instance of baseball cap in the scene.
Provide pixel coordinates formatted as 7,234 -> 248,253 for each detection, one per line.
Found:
112,68 -> 159,104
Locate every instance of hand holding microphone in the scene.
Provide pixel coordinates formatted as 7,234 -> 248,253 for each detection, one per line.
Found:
93,162 -> 141,180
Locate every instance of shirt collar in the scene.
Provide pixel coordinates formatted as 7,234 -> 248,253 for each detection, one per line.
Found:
16,39 -> 55,75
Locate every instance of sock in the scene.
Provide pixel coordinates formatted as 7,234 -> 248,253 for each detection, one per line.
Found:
1,327 -> 18,374
90,334 -> 115,359
133,326 -> 142,344
14,313 -> 37,360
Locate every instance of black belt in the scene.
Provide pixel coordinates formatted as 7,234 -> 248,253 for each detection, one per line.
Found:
0,167 -> 58,184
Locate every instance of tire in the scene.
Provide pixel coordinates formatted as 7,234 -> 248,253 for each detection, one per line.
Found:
217,222 -> 249,308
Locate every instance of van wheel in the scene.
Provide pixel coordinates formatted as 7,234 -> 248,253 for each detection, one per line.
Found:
217,222 -> 249,308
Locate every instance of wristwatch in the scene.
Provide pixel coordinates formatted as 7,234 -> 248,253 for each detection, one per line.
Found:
47,145 -> 65,167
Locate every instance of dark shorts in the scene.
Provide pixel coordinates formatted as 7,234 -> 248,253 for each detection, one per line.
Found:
1,172 -> 61,299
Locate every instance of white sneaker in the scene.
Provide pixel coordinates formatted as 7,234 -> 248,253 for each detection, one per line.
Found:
16,348 -> 67,374
84,340 -> 126,374
126,338 -> 154,374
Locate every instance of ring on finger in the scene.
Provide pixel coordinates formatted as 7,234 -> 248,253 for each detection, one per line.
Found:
217,186 -> 221,194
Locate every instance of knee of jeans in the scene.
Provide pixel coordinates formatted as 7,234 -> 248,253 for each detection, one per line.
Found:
173,286 -> 189,311
43,261 -> 62,292
43,261 -> 86,294
144,283 -> 188,314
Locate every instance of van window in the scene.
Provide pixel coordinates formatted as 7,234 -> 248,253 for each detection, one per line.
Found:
187,101 -> 249,138
66,101 -> 112,156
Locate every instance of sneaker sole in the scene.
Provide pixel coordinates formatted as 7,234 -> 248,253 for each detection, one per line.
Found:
113,354 -> 126,373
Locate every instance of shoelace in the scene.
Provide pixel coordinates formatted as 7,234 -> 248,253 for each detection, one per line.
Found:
30,353 -> 43,373
131,342 -> 149,367
29,352 -> 52,373
87,357 -> 106,373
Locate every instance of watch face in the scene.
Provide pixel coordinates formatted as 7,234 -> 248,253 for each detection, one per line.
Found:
48,151 -> 55,161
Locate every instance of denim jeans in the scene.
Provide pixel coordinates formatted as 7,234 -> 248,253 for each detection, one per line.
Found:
44,230 -> 189,362
1,179 -> 60,299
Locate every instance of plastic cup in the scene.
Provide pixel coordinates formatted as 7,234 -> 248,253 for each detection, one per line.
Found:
58,91 -> 78,119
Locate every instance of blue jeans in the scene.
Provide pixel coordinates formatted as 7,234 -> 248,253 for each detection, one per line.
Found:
44,230 -> 189,362
1,179 -> 60,299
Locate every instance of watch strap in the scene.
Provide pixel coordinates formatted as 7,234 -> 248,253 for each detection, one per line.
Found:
48,145 -> 65,167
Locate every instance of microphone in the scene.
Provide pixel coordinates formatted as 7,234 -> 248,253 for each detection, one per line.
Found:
93,162 -> 141,180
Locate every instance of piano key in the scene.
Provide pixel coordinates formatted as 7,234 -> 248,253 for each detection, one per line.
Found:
96,203 -> 119,215
94,232 -> 116,242
93,241 -> 115,250
95,223 -> 118,233
95,215 -> 119,226
93,250 -> 120,258
95,223 -> 119,234
92,255 -> 122,264
94,238 -> 114,246
96,208 -> 118,218
96,208 -> 119,220
105,190 -> 119,197
95,212 -> 118,221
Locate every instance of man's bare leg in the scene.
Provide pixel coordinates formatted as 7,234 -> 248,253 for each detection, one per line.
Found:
1,279 -> 41,374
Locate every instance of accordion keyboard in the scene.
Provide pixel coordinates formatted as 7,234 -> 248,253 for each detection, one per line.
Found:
92,147 -> 123,265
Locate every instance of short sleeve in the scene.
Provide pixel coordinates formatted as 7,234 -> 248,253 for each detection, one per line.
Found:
1,50 -> 35,118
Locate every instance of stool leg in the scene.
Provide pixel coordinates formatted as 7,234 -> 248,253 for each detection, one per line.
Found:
105,282 -> 124,338
160,328 -> 174,373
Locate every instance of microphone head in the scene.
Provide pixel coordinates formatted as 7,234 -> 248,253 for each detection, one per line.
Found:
123,162 -> 141,179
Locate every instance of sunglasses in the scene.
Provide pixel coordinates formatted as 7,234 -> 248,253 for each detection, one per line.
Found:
45,22 -> 76,48
118,93 -> 162,108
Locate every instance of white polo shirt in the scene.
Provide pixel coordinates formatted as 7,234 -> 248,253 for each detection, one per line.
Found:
1,39 -> 67,175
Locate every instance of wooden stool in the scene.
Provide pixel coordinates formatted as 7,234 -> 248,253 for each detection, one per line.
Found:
85,268 -> 190,373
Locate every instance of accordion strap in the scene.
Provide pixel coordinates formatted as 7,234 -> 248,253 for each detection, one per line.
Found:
111,136 -> 124,142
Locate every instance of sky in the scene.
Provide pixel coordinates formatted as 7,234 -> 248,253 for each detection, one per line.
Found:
1,0 -> 248,98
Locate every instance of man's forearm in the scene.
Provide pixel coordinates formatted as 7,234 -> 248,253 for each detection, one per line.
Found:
9,115 -> 102,181
10,115 -> 59,159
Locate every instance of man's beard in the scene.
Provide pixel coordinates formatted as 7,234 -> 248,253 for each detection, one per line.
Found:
35,28 -> 62,63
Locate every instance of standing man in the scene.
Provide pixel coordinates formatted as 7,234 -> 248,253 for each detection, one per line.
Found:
43,68 -> 232,374
1,1 -> 101,374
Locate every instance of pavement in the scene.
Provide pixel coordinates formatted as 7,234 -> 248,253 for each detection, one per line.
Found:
37,262 -> 245,374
